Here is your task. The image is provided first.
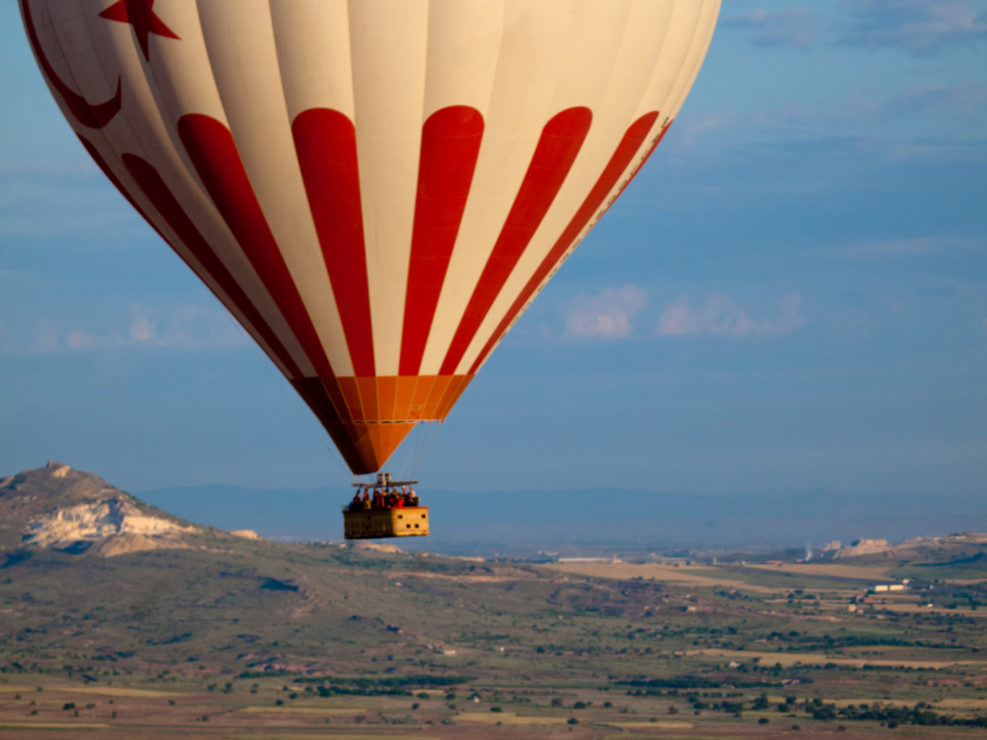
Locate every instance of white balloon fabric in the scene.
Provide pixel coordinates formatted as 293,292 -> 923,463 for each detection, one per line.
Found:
22,0 -> 720,473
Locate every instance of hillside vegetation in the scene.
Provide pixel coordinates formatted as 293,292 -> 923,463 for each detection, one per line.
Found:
1,463 -> 985,738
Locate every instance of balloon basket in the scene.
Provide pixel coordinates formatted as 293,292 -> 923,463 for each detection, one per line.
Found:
343,507 -> 429,539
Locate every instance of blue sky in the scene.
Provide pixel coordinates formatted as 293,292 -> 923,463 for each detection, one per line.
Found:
2,1 -> 985,503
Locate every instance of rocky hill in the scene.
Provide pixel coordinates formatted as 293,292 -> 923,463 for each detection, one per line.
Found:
0,462 -> 203,556
0,461 -> 702,680
816,533 -> 987,563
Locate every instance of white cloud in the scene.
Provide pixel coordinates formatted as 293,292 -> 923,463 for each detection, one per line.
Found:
66,330 -> 100,350
129,317 -> 155,342
2,305 -> 248,355
565,285 -> 648,340
656,293 -> 804,338
143,304 -> 249,350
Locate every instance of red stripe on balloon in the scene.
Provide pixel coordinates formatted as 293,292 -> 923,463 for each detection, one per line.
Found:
399,106 -> 484,376
77,136 -> 160,232
626,119 -> 672,184
468,111 -> 661,375
292,109 -> 376,377
20,0 -> 122,129
439,107 -> 592,375
120,152 -> 304,380
177,114 -> 340,391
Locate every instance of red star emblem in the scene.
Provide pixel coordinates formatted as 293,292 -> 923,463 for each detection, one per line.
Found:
100,0 -> 180,61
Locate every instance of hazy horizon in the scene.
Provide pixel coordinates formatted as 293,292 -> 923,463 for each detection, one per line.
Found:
136,478 -> 987,556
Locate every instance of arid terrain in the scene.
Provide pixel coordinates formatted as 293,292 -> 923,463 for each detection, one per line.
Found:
1,463 -> 985,738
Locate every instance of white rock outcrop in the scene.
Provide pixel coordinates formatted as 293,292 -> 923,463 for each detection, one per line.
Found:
48,461 -> 72,479
351,541 -> 402,554
834,538 -> 890,558
24,497 -> 198,554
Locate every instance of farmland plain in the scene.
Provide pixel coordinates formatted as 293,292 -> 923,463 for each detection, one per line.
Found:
2,541 -> 987,739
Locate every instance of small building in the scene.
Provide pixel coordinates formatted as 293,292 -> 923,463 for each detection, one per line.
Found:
556,556 -> 622,564
868,583 -> 907,594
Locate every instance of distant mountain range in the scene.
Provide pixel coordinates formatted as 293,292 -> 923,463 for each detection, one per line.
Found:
137,480 -> 987,557
4,461 -> 982,558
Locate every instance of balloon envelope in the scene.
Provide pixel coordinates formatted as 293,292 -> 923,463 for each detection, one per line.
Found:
21,0 -> 720,474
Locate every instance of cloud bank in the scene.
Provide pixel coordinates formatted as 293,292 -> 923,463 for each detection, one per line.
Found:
2,305 -> 248,356
562,288 -> 806,342
656,293 -> 804,338
564,285 -> 648,339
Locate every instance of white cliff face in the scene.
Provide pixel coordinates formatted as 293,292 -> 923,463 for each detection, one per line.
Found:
49,463 -> 72,479
24,497 -> 198,552
834,538 -> 891,558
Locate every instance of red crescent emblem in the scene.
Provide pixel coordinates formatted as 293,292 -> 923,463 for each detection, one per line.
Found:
20,0 -> 122,129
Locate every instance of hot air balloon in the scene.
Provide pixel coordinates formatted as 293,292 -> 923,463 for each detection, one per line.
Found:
21,0 -> 719,536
